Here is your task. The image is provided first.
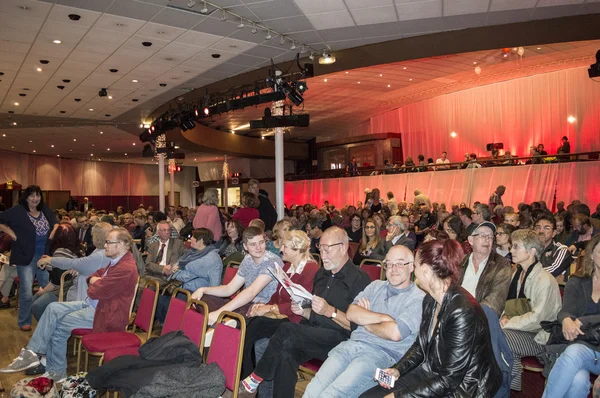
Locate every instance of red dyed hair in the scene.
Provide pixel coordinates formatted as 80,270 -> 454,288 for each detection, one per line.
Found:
417,239 -> 464,283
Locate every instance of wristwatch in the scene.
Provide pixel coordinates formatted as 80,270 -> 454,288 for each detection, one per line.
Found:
331,307 -> 338,319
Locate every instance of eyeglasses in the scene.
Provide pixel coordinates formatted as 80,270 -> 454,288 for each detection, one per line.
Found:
472,234 -> 494,240
104,240 -> 120,245
534,225 -> 553,231
472,212 -> 482,215
317,242 -> 343,253
364,226 -> 376,229
383,260 -> 413,270
496,232 -> 508,236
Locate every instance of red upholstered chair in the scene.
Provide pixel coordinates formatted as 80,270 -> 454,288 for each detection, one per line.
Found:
73,276 -> 140,373
206,312 -> 246,398
360,259 -> 384,281
181,299 -> 209,354
222,266 -> 239,299
81,279 -> 159,370
161,288 -> 191,336
299,358 -> 324,376
348,242 -> 360,260
522,356 -> 544,373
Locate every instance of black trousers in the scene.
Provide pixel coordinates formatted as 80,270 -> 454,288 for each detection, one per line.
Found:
253,322 -> 347,398
241,316 -> 289,379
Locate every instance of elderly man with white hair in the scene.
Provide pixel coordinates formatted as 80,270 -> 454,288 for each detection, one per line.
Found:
303,245 -> 425,398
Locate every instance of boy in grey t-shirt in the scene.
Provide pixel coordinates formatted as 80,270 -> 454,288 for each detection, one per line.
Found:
192,226 -> 282,325
303,245 -> 424,398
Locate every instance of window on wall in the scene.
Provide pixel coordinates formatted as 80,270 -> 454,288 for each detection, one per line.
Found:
214,187 -> 241,207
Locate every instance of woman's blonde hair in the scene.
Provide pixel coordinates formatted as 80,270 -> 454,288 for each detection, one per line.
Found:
281,230 -> 313,263
573,234 -> 600,278
272,220 -> 292,241
91,222 -> 114,249
359,218 -> 381,252
511,229 -> 544,260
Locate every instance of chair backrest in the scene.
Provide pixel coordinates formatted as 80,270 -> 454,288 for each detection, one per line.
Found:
206,311 -> 246,397
161,288 -> 191,336
181,299 -> 209,354
133,279 -> 159,340
311,253 -> 322,267
58,271 -> 73,302
228,260 -> 241,268
348,242 -> 360,260
127,276 -> 141,329
360,259 -> 384,281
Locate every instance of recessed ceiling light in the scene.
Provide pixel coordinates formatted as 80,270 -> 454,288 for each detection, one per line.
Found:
132,99 -> 138,102
450,131 -> 457,138
91,153 -> 94,156
11,146 -> 14,148
74,98 -> 81,102
116,23 -> 124,27
92,144 -> 95,147
194,158 -> 197,161
105,114 -> 111,117
379,74 -> 383,77
357,81 -> 361,84
164,57 -> 173,61
51,144 -> 54,147
8,111 -> 14,114
19,93 -> 26,97
125,153 -> 127,156
567,115 -> 576,124
40,60 -> 49,64
261,136 -> 265,140
14,102 -> 19,106
403,67 -> 407,70
68,14 -> 81,21
387,84 -> 391,88
53,39 -> 61,44
132,143 -> 136,146
88,109 -> 93,111
537,47 -> 542,50
109,69 -> 118,73
60,111 -> 66,113
409,78 -> 413,81
1,134 -> 5,137
33,150 -> 36,153
57,154 -> 60,157
108,95 -> 113,99
36,67 -> 42,72
100,131 -> 103,134
20,6 -> 29,10
324,78 -> 328,82
107,148 -> 110,151
70,149 -> 72,152
12,122 -> 17,126
211,54 -> 221,59
73,139 -> 77,142
132,79 -> 138,83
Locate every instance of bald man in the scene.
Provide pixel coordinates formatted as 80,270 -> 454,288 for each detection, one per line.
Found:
304,245 -> 425,397
240,227 -> 371,397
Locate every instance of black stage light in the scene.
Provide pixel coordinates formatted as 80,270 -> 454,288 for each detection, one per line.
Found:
139,129 -> 153,142
280,82 -> 303,106
294,81 -> 308,94
98,88 -> 107,97
142,144 -> 155,157
589,50 -> 600,79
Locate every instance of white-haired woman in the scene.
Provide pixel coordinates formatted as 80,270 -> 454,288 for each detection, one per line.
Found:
241,229 -> 319,380
193,188 -> 222,241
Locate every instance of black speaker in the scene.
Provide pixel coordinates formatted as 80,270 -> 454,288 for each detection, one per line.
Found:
142,144 -> 155,157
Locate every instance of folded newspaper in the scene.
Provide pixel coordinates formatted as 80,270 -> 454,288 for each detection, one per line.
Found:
267,264 -> 313,308
0,253 -> 8,265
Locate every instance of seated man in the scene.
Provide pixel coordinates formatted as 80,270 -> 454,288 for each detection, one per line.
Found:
459,221 -> 512,317
0,228 -> 138,380
535,215 -> 571,278
144,220 -> 184,289
303,245 -> 424,398
384,216 -> 416,252
239,227 -> 371,398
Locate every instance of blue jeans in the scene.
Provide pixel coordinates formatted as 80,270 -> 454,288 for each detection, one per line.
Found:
27,301 -> 95,375
543,343 -> 600,398
32,291 -> 58,322
16,251 -> 49,327
303,340 -> 397,398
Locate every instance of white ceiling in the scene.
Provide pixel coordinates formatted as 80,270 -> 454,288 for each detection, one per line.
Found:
0,0 -> 599,164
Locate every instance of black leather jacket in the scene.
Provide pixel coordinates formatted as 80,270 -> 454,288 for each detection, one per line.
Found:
392,283 -> 502,397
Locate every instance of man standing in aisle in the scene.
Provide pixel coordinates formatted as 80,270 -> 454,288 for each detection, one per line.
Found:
248,179 -> 278,232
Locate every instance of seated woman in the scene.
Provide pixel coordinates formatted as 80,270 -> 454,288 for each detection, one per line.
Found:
192,226 -> 283,326
500,229 -> 562,392
345,214 -> 363,243
232,192 -> 260,228
373,213 -> 387,239
423,229 -> 449,243
495,223 -> 517,262
265,220 -> 291,257
217,219 -> 244,259
156,228 -> 223,323
542,235 -> 600,398
360,239 -> 502,397
241,230 -> 319,379
31,223 -> 82,321
353,218 -> 386,265
442,215 -> 471,255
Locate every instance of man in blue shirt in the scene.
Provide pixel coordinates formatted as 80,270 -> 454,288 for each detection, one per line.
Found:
303,245 -> 424,398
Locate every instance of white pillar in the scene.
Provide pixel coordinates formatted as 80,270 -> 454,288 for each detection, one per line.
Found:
223,154 -> 228,208
275,127 -> 284,220
169,168 -> 175,206
158,154 -> 165,211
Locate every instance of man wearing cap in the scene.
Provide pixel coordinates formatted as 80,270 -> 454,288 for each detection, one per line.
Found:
458,221 -> 512,316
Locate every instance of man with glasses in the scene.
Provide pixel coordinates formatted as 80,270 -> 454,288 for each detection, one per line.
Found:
384,216 -> 416,251
0,228 -> 138,380
303,245 -> 424,397
472,203 -> 491,225
459,221 -> 511,316
77,215 -> 94,255
239,227 -> 371,397
306,217 -> 324,254
535,215 -> 571,278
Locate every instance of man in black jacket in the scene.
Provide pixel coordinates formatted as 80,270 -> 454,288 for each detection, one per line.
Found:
248,179 -> 277,231
239,227 -> 371,398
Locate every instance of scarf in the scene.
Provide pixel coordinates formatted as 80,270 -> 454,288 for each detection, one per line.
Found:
507,262 -> 536,300
178,244 -> 216,269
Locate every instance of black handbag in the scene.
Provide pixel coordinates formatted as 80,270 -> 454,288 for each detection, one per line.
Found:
541,320 -> 600,346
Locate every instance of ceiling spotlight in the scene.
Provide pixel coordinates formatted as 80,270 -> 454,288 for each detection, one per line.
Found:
132,79 -> 138,83
100,131 -> 103,134
318,52 -> 336,65
265,30 -> 272,40
36,67 -> 42,72
308,52 -> 314,61
51,144 -> 54,147
14,102 -> 19,106
108,95 -> 113,99
221,10 -> 228,21
290,41 -> 296,50
231,130 -> 235,134
200,1 -> 208,13
450,131 -> 457,138
98,88 -> 107,97
567,115 -> 576,124
261,136 -> 265,140
251,23 -> 258,34
300,45 -> 306,54
237,18 -> 244,29
203,107 -> 210,116
88,109 -> 94,111
13,122 -> 17,126
53,39 -> 61,44
187,0 -> 196,7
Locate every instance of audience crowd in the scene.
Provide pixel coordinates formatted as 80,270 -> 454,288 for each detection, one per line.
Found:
0,175 -> 599,397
